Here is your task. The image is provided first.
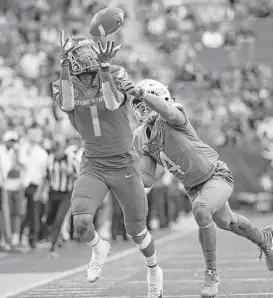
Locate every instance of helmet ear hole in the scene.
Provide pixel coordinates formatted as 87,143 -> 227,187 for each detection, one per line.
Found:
132,98 -> 142,106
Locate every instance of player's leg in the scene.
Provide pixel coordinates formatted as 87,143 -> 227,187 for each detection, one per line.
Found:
191,177 -> 233,298
213,200 -> 273,271
71,173 -> 110,283
111,167 -> 163,298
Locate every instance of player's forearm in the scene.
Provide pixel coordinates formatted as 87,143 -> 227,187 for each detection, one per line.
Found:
144,93 -> 182,124
59,62 -> 75,111
144,93 -> 185,125
101,66 -> 124,111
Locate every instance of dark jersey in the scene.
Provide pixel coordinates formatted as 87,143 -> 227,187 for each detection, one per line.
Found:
52,66 -> 133,157
134,102 -> 219,188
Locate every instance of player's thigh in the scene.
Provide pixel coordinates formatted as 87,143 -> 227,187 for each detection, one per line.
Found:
196,177 -> 234,213
71,174 -> 109,216
111,174 -> 147,235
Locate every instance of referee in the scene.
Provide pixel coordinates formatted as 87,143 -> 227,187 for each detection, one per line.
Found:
45,136 -> 78,257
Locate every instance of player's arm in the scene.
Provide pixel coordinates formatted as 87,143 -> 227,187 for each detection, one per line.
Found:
111,65 -> 129,106
58,61 -> 74,111
144,94 -> 186,126
92,41 -> 124,111
121,81 -> 186,126
56,30 -> 76,111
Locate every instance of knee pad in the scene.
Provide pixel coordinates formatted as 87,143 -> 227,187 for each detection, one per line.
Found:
192,200 -> 213,228
73,214 -> 94,236
131,228 -> 152,250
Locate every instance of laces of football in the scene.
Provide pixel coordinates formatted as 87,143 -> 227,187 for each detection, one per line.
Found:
204,271 -> 218,287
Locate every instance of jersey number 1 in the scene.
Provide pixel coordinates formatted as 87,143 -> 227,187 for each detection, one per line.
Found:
90,106 -> 101,137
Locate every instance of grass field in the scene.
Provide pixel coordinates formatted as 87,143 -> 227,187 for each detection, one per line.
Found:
1,212 -> 272,298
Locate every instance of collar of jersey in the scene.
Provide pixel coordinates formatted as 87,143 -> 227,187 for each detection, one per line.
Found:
71,73 -> 100,91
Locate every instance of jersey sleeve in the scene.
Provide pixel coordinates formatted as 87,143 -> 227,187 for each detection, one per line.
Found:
169,102 -> 197,137
169,102 -> 189,127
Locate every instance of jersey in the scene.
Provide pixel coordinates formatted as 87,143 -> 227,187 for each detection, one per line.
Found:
52,65 -> 133,158
134,103 -> 219,188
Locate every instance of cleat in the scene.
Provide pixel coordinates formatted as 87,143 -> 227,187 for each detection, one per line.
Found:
200,270 -> 220,298
147,266 -> 163,298
259,225 -> 273,271
87,240 -> 111,283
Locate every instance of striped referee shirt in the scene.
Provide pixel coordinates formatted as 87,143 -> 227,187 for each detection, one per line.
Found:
47,153 -> 78,192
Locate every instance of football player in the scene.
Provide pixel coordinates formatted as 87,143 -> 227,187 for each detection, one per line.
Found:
121,79 -> 273,298
52,32 -> 163,298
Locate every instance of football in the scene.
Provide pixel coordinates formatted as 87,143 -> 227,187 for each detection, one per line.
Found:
89,8 -> 125,37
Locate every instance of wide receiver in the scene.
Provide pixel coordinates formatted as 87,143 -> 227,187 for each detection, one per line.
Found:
121,79 -> 273,298
52,33 -> 163,298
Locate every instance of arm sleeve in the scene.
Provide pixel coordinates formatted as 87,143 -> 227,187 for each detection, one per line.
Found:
52,80 -> 61,107
52,79 -> 74,112
111,65 -> 129,106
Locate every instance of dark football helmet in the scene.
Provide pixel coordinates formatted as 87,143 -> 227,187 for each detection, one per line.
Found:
68,36 -> 100,75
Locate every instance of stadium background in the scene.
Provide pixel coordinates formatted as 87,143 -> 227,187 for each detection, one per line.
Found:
0,0 -> 273,253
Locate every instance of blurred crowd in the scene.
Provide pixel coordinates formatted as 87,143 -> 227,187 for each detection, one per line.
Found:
137,0 -> 273,148
1,0 -> 273,255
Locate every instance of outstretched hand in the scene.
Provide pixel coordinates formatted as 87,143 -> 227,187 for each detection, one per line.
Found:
60,29 -> 75,63
121,81 -> 147,100
91,40 -> 121,64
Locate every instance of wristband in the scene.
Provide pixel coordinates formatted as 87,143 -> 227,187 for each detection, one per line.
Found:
100,66 -> 110,72
100,62 -> 110,68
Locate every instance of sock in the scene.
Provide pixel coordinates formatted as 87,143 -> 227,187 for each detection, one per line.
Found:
86,231 -> 105,254
231,213 -> 267,246
132,229 -> 159,272
199,222 -> 217,271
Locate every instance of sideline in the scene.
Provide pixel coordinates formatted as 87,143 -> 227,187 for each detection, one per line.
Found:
5,219 -> 197,298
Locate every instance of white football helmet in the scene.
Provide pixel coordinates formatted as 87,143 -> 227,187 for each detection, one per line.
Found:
130,79 -> 172,122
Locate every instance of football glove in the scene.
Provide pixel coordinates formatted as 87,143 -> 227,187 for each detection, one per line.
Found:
91,40 -> 121,67
59,29 -> 75,65
121,81 -> 147,100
